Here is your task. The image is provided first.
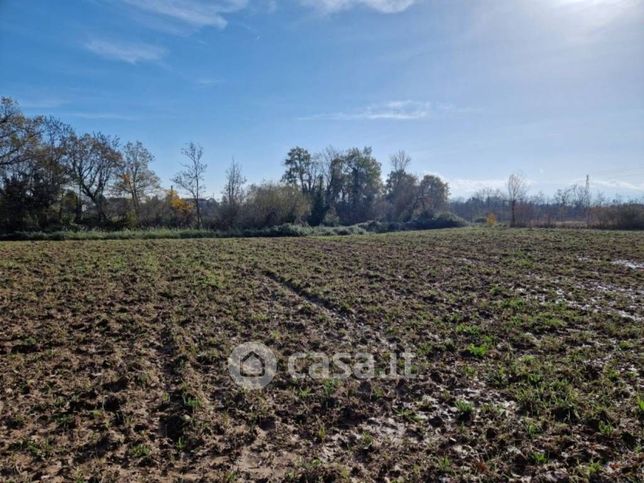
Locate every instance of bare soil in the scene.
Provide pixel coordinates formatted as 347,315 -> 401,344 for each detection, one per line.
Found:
0,228 -> 642,481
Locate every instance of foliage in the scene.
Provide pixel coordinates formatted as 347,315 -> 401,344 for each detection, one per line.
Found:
242,182 -> 310,228
219,159 -> 246,229
1,97 -> 641,235
282,146 -> 316,194
111,141 -> 160,221
593,203 -> 644,230
358,212 -> 468,233
0,223 -> 370,241
166,188 -> 193,226
172,143 -> 207,227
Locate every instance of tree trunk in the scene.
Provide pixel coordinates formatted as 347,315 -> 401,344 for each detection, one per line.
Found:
75,181 -> 82,223
195,198 -> 202,228
96,198 -> 106,225
511,200 -> 516,227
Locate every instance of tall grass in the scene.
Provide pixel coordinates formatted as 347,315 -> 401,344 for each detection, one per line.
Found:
0,224 -> 370,241
0,213 -> 469,241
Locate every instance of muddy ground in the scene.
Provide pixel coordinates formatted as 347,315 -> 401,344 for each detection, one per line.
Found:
0,228 -> 642,481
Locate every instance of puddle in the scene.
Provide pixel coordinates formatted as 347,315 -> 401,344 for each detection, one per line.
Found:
611,260 -> 644,270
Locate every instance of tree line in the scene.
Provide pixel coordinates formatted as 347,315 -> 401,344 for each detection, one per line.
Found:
1,97 -> 641,234
451,175 -> 643,229
0,98 -> 451,233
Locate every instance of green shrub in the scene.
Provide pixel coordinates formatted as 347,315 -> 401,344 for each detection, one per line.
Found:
0,213 -> 467,241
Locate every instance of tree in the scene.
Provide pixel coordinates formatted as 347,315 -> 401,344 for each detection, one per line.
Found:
220,158 -> 246,228
507,173 -> 528,227
469,187 -> 506,222
67,133 -> 122,224
317,147 -> 340,191
166,187 -> 193,226
243,182 -> 310,228
0,103 -> 75,231
112,141 -> 160,222
385,151 -> 417,221
390,150 -> 411,174
385,172 -> 418,221
340,147 -> 382,224
0,158 -> 65,232
282,147 -> 316,195
66,133 -> 91,222
0,98 -> 42,171
321,147 -> 346,210
416,174 -> 449,215
35,117 -> 74,225
172,142 -> 207,228
308,175 -> 328,226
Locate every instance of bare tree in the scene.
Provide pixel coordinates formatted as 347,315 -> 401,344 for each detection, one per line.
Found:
317,146 -> 341,191
220,158 -> 246,228
507,173 -> 528,227
390,150 -> 411,174
172,142 -> 207,227
113,141 -> 160,221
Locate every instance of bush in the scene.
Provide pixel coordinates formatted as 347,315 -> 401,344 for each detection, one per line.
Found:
417,212 -> 468,229
0,213 -> 468,241
594,204 -> 644,230
242,183 -> 311,229
357,212 -> 467,233
0,224 -> 371,241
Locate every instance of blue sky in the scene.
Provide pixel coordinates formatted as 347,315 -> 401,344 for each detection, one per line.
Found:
1,0 -> 643,198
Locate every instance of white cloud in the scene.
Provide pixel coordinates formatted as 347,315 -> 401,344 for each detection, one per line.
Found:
447,176 -> 644,198
591,178 -> 644,192
123,0 -> 249,30
59,111 -> 140,121
447,178 -> 508,197
19,97 -> 67,109
298,0 -> 417,14
195,77 -> 223,87
300,100 -> 458,121
85,39 -> 166,64
121,0 -> 416,34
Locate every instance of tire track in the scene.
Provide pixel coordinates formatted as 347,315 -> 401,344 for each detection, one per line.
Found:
260,267 -> 395,351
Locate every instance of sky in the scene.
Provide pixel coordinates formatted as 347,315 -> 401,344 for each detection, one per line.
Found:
1,0 -> 643,199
